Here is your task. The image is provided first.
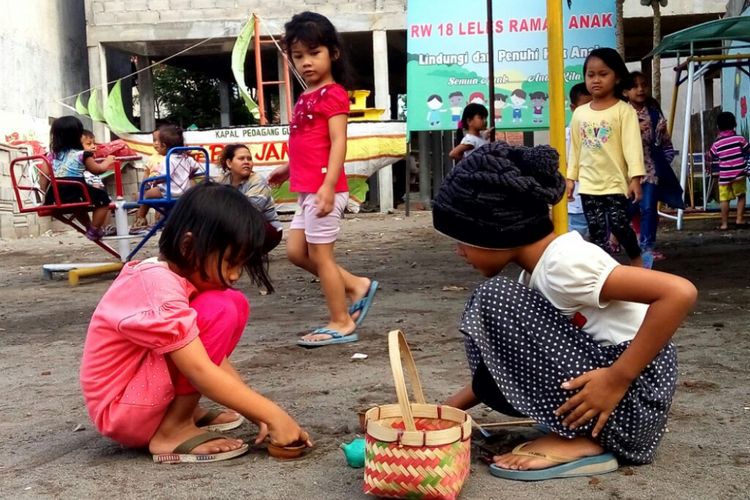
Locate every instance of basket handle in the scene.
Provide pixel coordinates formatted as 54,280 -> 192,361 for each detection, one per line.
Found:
388,330 -> 427,432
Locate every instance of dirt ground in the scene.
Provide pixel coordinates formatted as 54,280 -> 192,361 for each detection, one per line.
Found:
0,211 -> 748,499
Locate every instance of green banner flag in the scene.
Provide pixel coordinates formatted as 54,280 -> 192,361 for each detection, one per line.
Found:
232,17 -> 261,120
75,94 -> 89,116
104,80 -> 140,133
88,88 -> 105,122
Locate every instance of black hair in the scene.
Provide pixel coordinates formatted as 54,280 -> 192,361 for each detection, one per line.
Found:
568,82 -> 591,106
449,91 -> 464,99
630,70 -> 647,83
529,91 -> 548,100
50,116 -> 84,155
219,144 -> 251,172
460,103 -> 488,130
494,93 -> 508,102
583,47 -> 633,100
626,71 -> 664,111
717,111 -> 737,131
157,124 -> 185,150
159,182 -> 274,292
82,129 -> 95,139
284,11 -> 353,88
427,94 -> 443,103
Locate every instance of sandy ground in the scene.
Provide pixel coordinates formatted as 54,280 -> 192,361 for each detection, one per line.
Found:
0,211 -> 748,499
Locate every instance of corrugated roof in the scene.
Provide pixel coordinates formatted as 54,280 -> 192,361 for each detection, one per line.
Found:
647,16 -> 750,57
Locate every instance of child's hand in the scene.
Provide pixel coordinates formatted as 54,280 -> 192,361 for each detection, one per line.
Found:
566,179 -> 575,201
628,177 -> 643,202
267,413 -> 313,447
555,367 -> 632,438
105,155 -> 116,168
253,421 -> 269,445
315,184 -> 335,217
267,165 -> 290,186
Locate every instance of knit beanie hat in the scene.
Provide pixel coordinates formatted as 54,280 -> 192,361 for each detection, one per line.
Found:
433,142 -> 566,249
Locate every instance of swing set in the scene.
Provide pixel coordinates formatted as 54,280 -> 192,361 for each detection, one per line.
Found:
648,16 -> 750,229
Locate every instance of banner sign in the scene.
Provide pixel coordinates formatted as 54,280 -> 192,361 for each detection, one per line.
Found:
406,0 -> 616,131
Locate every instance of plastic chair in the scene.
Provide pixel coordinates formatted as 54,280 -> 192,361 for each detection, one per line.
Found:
123,146 -> 210,260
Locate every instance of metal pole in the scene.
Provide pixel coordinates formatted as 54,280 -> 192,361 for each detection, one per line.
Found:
418,131 -> 431,206
253,15 -> 267,125
486,0 -> 495,137
677,53 -> 695,231
698,72 -> 707,210
547,0 -> 567,234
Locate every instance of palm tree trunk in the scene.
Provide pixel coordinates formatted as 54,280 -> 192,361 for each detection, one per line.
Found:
616,0 -> 626,58
652,1 -> 662,104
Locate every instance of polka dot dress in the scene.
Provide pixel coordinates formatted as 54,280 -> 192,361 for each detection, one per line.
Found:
460,276 -> 677,464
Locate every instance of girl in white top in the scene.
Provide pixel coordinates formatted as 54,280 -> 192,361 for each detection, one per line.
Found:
449,103 -> 493,161
434,142 -> 696,481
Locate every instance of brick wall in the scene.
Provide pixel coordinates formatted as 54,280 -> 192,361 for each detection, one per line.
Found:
0,145 -> 56,239
86,0 -> 406,34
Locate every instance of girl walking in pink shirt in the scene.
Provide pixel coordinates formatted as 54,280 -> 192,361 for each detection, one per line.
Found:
269,12 -> 378,347
81,183 -> 311,463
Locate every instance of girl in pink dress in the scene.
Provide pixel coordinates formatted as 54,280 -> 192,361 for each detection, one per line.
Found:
81,183 -> 311,463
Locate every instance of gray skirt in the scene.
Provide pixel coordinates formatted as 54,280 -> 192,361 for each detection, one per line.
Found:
460,276 -> 677,464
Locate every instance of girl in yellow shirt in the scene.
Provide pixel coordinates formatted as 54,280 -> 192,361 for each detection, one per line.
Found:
567,48 -> 646,268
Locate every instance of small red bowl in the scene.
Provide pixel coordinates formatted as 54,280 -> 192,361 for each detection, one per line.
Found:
267,441 -> 307,460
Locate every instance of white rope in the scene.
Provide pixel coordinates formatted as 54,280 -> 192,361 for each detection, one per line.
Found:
56,33 -> 227,103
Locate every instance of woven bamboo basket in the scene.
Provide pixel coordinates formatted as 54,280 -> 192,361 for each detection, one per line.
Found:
363,330 -> 472,500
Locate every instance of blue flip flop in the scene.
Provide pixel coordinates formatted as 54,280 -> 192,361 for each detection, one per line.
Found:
297,328 -> 359,348
348,280 -> 379,327
488,442 -> 618,481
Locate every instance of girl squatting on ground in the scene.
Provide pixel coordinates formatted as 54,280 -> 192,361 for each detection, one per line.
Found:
268,12 -> 378,347
44,116 -> 116,241
435,142 -> 697,481
81,183 -> 311,463
567,48 -> 646,267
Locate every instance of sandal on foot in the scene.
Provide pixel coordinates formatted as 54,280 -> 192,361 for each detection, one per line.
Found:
488,442 -> 618,481
349,280 -> 379,327
152,431 -> 249,464
196,409 -> 245,432
297,328 -> 358,348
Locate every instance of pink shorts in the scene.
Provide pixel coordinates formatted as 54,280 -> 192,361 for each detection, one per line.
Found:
289,192 -> 348,244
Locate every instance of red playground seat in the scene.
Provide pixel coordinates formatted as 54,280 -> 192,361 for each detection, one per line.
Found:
9,155 -> 121,259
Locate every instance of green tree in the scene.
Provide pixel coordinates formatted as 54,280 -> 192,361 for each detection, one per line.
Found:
152,65 -> 254,128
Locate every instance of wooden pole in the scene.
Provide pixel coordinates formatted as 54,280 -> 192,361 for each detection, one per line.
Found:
547,0 -> 567,234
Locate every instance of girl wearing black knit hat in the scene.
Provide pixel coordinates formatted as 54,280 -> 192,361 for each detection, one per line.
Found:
434,142 -> 697,481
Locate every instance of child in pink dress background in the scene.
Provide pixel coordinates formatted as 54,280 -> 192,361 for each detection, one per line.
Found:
80,183 -> 311,463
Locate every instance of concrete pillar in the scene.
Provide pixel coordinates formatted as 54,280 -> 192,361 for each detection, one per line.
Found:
277,53 -> 290,123
219,80 -> 231,127
87,43 -> 109,140
136,56 -> 155,131
373,29 -> 393,212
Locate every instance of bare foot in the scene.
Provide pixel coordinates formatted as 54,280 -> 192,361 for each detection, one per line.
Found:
493,435 -> 604,471
193,407 -> 240,427
149,425 -> 244,456
300,319 -> 357,342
